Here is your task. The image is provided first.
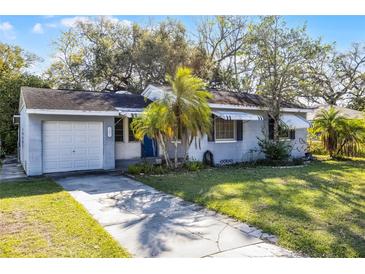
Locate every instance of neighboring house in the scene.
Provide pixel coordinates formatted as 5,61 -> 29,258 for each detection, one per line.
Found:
18,86 -> 311,176
307,105 -> 365,121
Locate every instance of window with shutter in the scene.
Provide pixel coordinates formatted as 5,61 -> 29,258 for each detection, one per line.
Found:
128,118 -> 136,142
215,118 -> 235,140
268,118 -> 294,140
208,114 -> 215,142
236,120 -> 243,141
289,129 -> 296,140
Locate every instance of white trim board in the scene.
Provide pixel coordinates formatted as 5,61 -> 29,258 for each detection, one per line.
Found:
26,109 -> 119,116
209,103 -> 312,113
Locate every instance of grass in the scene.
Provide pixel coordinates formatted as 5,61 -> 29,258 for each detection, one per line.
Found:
0,178 -> 130,258
138,157 -> 365,257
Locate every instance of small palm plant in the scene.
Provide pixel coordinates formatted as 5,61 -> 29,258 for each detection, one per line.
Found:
311,107 -> 365,158
312,107 -> 346,157
337,119 -> 365,157
131,102 -> 175,168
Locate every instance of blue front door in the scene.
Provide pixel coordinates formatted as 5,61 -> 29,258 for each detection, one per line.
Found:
142,136 -> 157,157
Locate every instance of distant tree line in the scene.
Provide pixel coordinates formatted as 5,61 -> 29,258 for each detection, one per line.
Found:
0,43 -> 49,153
45,16 -> 365,110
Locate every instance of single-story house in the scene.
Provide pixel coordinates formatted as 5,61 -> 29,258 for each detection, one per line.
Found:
18,86 -> 311,176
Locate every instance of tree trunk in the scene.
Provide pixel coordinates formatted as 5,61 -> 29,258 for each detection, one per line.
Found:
181,132 -> 191,164
273,118 -> 279,142
158,133 -> 171,168
174,136 -> 178,169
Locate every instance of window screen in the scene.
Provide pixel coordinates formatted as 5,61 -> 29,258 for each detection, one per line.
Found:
115,118 -> 123,142
128,118 -> 136,142
215,118 -> 235,140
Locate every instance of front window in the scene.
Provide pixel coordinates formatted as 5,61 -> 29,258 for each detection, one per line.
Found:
128,118 -> 136,142
115,118 -> 123,142
215,118 -> 235,140
278,124 -> 290,139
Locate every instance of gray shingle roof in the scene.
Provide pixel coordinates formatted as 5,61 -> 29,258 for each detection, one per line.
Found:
149,85 -> 304,108
208,90 -> 304,109
21,87 -> 150,111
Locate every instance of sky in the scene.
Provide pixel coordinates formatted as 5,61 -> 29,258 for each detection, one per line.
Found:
0,15 -> 364,75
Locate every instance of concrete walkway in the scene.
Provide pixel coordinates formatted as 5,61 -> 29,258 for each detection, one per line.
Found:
54,173 -> 299,258
0,155 -> 26,182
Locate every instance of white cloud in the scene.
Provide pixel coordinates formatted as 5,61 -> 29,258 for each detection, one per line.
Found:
104,16 -> 132,27
0,21 -> 15,40
60,16 -> 91,28
0,21 -> 13,31
59,16 -> 132,29
32,23 -> 44,34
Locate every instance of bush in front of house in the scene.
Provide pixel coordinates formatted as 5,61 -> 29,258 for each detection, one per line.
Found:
127,161 -> 168,175
0,147 -> 5,159
257,137 -> 292,161
183,160 -> 205,171
308,140 -> 328,155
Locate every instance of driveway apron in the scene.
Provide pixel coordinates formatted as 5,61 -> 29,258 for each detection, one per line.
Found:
54,173 -> 299,258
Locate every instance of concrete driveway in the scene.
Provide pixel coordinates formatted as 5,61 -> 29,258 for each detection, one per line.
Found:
54,172 -> 298,258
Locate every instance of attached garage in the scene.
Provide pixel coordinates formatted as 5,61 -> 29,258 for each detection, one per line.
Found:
42,121 -> 103,173
18,87 -> 150,176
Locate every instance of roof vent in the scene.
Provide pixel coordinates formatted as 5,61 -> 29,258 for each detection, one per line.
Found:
115,90 -> 132,95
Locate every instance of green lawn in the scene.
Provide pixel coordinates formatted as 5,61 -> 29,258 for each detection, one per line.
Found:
0,179 -> 130,258
138,158 -> 365,257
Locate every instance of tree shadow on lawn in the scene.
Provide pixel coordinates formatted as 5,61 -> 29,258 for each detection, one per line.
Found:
0,178 -> 63,200
163,160 -> 365,257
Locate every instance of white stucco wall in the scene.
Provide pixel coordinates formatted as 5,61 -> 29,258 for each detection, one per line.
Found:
23,114 -> 115,176
115,117 -> 141,159
188,119 -> 266,164
19,106 -> 28,170
289,128 -> 308,158
20,108 -> 309,174
187,111 -> 308,165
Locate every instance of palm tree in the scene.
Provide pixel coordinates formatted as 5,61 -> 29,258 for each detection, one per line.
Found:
336,118 -> 365,157
312,107 -> 365,158
131,102 -> 174,168
164,67 -> 212,167
132,66 -> 212,169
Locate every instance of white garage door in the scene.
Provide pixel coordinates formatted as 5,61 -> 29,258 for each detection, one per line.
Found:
43,121 -> 103,173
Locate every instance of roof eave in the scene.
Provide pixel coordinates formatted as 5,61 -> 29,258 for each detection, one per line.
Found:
26,109 -> 120,116
209,103 -> 312,113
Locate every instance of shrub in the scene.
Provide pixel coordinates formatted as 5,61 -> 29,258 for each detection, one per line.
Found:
308,140 -> 328,155
311,107 -> 365,158
0,147 -> 5,159
183,161 -> 205,171
127,164 -> 144,175
127,161 -> 168,175
257,137 -> 292,160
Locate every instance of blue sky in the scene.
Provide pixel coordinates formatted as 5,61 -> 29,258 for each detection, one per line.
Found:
1,15 -> 364,74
